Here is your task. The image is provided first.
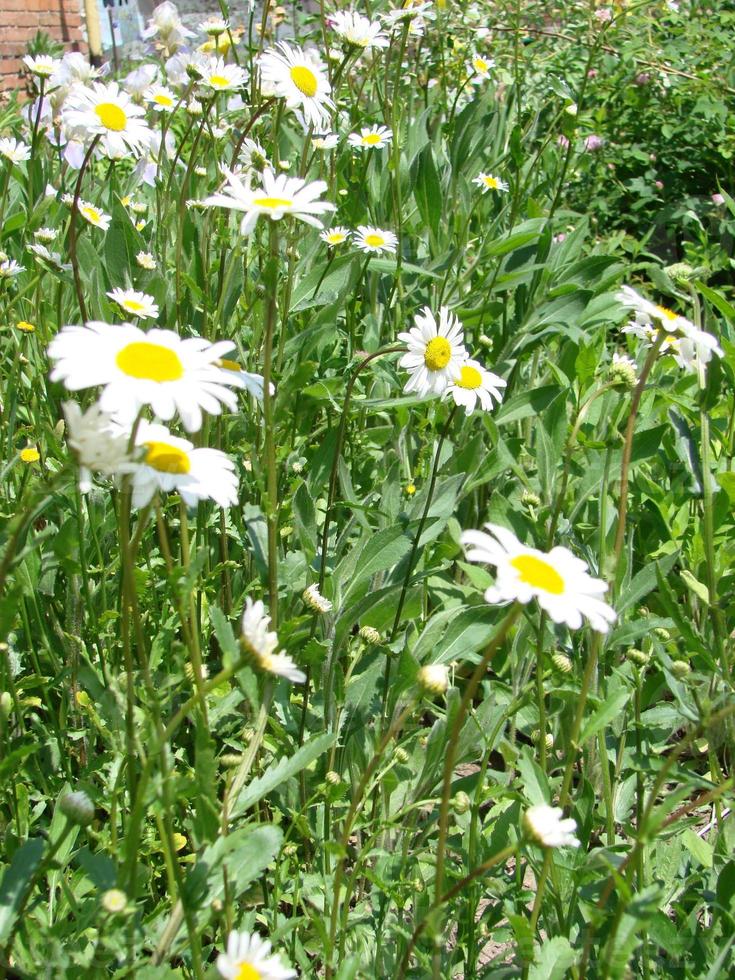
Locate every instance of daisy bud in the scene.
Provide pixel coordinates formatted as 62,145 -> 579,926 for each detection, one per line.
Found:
532,730 -> 554,749
609,353 -> 638,389
551,652 -> 573,674
60,790 -> 95,826
412,877 -> 425,893
303,583 -> 332,614
220,753 -> 244,768
665,262 -> 696,284
653,627 -> 671,641
101,889 -> 128,914
325,770 -> 341,785
523,803 -> 580,849
626,648 -> 650,667
0,692 -> 12,718
359,625 -> 381,644
521,489 -> 541,508
283,843 -> 298,857
394,747 -> 409,764
417,663 -> 449,696
452,791 -> 471,815
671,659 -> 691,679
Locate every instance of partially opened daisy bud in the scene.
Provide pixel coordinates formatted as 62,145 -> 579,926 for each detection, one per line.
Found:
551,652 -> 573,674
609,353 -> 637,389
217,929 -> 297,980
359,625 -> 381,644
417,663 -> 449,696
461,523 -> 616,633
523,804 -> 580,849
303,583 -> 332,614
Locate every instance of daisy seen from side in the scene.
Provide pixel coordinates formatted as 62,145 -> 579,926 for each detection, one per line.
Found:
199,56 -> 248,93
63,400 -> 138,492
48,321 -> 247,432
523,805 -> 580,849
398,306 -> 468,396
107,288 -> 159,320
461,523 -> 616,633
330,10 -> 389,50
0,138 -> 31,164
240,597 -> 306,684
77,200 -> 112,231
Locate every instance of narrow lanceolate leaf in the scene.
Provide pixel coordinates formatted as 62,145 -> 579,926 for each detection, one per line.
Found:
0,838 -> 45,944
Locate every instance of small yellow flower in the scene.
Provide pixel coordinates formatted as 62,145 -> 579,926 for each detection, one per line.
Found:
20,447 -> 40,463
405,483 -> 417,496
16,320 -> 35,333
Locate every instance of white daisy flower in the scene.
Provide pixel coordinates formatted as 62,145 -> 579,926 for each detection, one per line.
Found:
63,400 -> 138,492
107,288 -> 159,320
0,259 -> 25,279
385,0 -> 435,25
470,54 -> 495,80
122,63 -> 159,99
0,137 -> 31,164
398,306 -> 468,396
200,15 -> 229,34
130,421 -> 238,509
353,225 -> 398,254
62,81 -> 153,159
48,321 -> 248,433
23,54 -> 60,78
203,167 -> 335,236
258,42 -> 334,130
443,358 -> 506,415
217,930 -> 297,980
303,583 -> 332,613
675,322 -> 723,373
145,84 -> 178,112
616,285 -> 693,334
34,226 -> 58,242
136,251 -> 156,270
330,10 -> 389,50
474,173 -> 509,193
523,804 -> 580,849
312,133 -> 339,150
347,125 -> 393,150
417,663 -> 449,695
461,524 -> 617,634
198,56 -> 248,93
77,200 -> 112,231
238,137 -> 270,172
240,598 -> 306,684
320,226 -> 350,247
215,356 -> 269,402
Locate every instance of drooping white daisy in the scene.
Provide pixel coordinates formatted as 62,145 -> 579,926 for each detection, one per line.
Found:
107,288 -> 159,320
0,137 -> 31,164
238,137 -> 270,172
23,54 -> 60,79
63,400 -> 138,492
217,929 -> 297,980
398,306 -> 468,396
353,226 -> 398,254
523,805 -> 580,849
303,583 -> 332,613
616,285 -> 693,334
142,0 -> 194,53
145,84 -> 179,112
320,226 -> 350,247
0,259 -> 25,279
461,524 -> 616,634
198,55 -> 248,93
240,598 -> 306,684
28,243 -> 72,273
130,421 -> 238,509
136,251 -> 157,270
347,125 -> 393,150
62,81 -> 153,159
675,322 -> 723,373
77,200 -> 112,231
258,42 -> 334,130
312,133 -> 339,150
330,10 -> 389,50
474,173 -> 509,193
48,321 -> 248,432
203,167 -> 335,236
469,54 -> 495,81
443,358 -> 506,415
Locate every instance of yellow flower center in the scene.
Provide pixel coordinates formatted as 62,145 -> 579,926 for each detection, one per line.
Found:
456,365 -> 482,389
144,441 -> 191,474
327,232 -> 346,243
364,233 -> 385,248
424,337 -> 452,371
122,299 -> 146,313
81,207 -> 101,224
208,74 -> 230,88
95,102 -> 127,132
655,305 -> 678,321
253,197 -> 293,209
217,358 -> 242,372
235,964 -> 262,980
116,341 -> 184,382
20,447 -> 40,463
154,93 -> 174,106
362,133 -> 383,145
474,58 -> 488,72
483,176 -> 499,189
510,554 -> 565,594
290,65 -> 318,97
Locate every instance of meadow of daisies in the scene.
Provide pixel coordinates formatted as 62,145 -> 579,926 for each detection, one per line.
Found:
1,0 -> 734,976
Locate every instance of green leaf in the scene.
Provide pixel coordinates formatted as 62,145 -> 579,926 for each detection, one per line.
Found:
230,733 -> 336,819
338,526 -> 412,599
716,472 -> 735,506
682,828 -> 713,868
0,837 -> 44,944
578,687 -> 630,746
617,553 -> 678,614
183,824 -> 282,907
528,937 -> 577,980
413,143 -> 441,239
495,386 -> 564,426
517,747 -> 549,806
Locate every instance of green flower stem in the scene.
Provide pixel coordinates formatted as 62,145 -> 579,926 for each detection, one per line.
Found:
612,333 -> 666,572
227,679 -> 273,813
118,478 -> 139,815
67,134 -> 100,323
178,501 -> 208,724
263,220 -> 280,625
175,100 -> 213,324
324,701 -> 415,979
433,605 -> 522,927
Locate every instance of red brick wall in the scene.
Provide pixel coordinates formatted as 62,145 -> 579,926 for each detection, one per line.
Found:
0,0 -> 86,91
